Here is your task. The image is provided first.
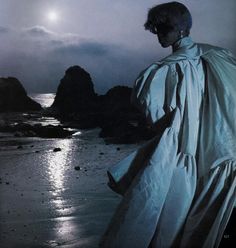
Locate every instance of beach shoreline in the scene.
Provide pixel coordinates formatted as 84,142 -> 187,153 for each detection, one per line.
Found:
0,128 -> 140,247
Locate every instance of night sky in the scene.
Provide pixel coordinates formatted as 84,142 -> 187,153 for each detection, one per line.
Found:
0,0 -> 236,93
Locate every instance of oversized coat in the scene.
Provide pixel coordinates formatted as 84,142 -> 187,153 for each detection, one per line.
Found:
100,37 -> 236,248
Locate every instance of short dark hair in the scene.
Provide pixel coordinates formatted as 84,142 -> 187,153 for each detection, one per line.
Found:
144,1 -> 192,35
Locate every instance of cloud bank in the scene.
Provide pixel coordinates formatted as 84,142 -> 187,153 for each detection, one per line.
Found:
0,25 -> 160,93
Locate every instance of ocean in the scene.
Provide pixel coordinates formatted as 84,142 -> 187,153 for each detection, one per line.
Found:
29,93 -> 56,108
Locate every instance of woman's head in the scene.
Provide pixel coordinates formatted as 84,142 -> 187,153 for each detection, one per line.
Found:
144,2 -> 192,47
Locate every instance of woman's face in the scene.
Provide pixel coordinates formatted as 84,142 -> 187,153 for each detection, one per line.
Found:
153,24 -> 180,48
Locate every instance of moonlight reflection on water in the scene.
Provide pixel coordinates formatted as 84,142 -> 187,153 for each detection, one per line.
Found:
0,127 -> 135,247
46,139 -> 72,195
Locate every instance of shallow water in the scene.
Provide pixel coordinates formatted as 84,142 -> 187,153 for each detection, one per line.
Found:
0,129 -> 139,247
29,93 -> 55,108
0,93 -> 60,128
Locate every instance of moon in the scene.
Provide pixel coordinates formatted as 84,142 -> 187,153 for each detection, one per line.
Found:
47,11 -> 59,22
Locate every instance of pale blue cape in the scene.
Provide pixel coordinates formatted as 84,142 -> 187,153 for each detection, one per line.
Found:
100,37 -> 236,248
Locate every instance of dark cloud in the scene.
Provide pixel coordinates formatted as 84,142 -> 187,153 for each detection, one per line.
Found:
72,42 -> 110,56
0,26 -> 10,33
53,41 -> 115,57
0,25 -> 157,93
49,39 -> 64,46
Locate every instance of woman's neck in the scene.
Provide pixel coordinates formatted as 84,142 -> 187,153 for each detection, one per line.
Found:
172,36 -> 192,52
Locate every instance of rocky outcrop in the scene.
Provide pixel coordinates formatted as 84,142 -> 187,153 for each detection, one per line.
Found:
0,77 -> 42,112
50,65 -> 100,128
50,65 -> 154,143
51,65 -> 97,114
0,112 -> 74,138
9,123 -> 73,138
0,67 -> 153,143
97,86 -> 155,143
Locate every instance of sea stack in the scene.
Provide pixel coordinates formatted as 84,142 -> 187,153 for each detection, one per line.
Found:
0,77 -> 42,112
51,65 -> 97,114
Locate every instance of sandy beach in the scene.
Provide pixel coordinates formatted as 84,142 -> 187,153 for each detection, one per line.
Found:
0,128 -> 140,247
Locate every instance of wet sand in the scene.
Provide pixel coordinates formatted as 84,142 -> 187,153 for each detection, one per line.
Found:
0,129 -> 139,247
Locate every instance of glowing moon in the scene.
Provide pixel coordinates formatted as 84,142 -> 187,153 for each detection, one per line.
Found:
47,11 -> 59,22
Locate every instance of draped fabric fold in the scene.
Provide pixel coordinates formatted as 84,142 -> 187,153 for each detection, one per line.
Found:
100,37 -> 236,248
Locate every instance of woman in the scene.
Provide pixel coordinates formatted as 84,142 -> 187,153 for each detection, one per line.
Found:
100,2 -> 236,247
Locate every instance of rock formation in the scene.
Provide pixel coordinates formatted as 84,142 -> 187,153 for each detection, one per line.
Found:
0,77 -> 42,112
50,65 -> 154,143
98,86 -> 155,143
51,65 -> 97,114
50,65 -> 100,128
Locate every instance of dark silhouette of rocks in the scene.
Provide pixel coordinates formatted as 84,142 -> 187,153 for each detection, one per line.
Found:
97,86 -> 154,143
0,66 -> 154,142
50,65 -> 155,143
0,66 -> 162,143
0,110 -> 74,139
51,65 -> 97,114
74,166 -> 81,171
53,147 -> 61,152
0,77 -> 42,112
50,65 -> 99,129
0,122 -> 73,138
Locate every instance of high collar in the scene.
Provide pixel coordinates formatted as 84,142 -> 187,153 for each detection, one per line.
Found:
172,36 -> 194,52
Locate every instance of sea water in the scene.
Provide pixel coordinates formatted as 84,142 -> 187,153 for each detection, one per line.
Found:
27,93 -> 60,126
29,93 -> 56,108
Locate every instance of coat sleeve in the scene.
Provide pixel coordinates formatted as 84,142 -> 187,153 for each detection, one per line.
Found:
131,63 -> 179,126
107,63 -> 181,195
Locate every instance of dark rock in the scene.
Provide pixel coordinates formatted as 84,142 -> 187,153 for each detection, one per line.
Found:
0,77 -> 42,112
51,65 -> 97,114
97,86 -> 153,143
74,166 -> 81,171
96,86 -> 136,125
44,66 -> 155,143
60,112 -> 99,129
49,65 -> 101,129
32,125 -> 73,138
53,148 -> 61,152
17,145 -> 23,149
99,86 -> 133,112
96,86 -> 155,144
1,122 -> 73,138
